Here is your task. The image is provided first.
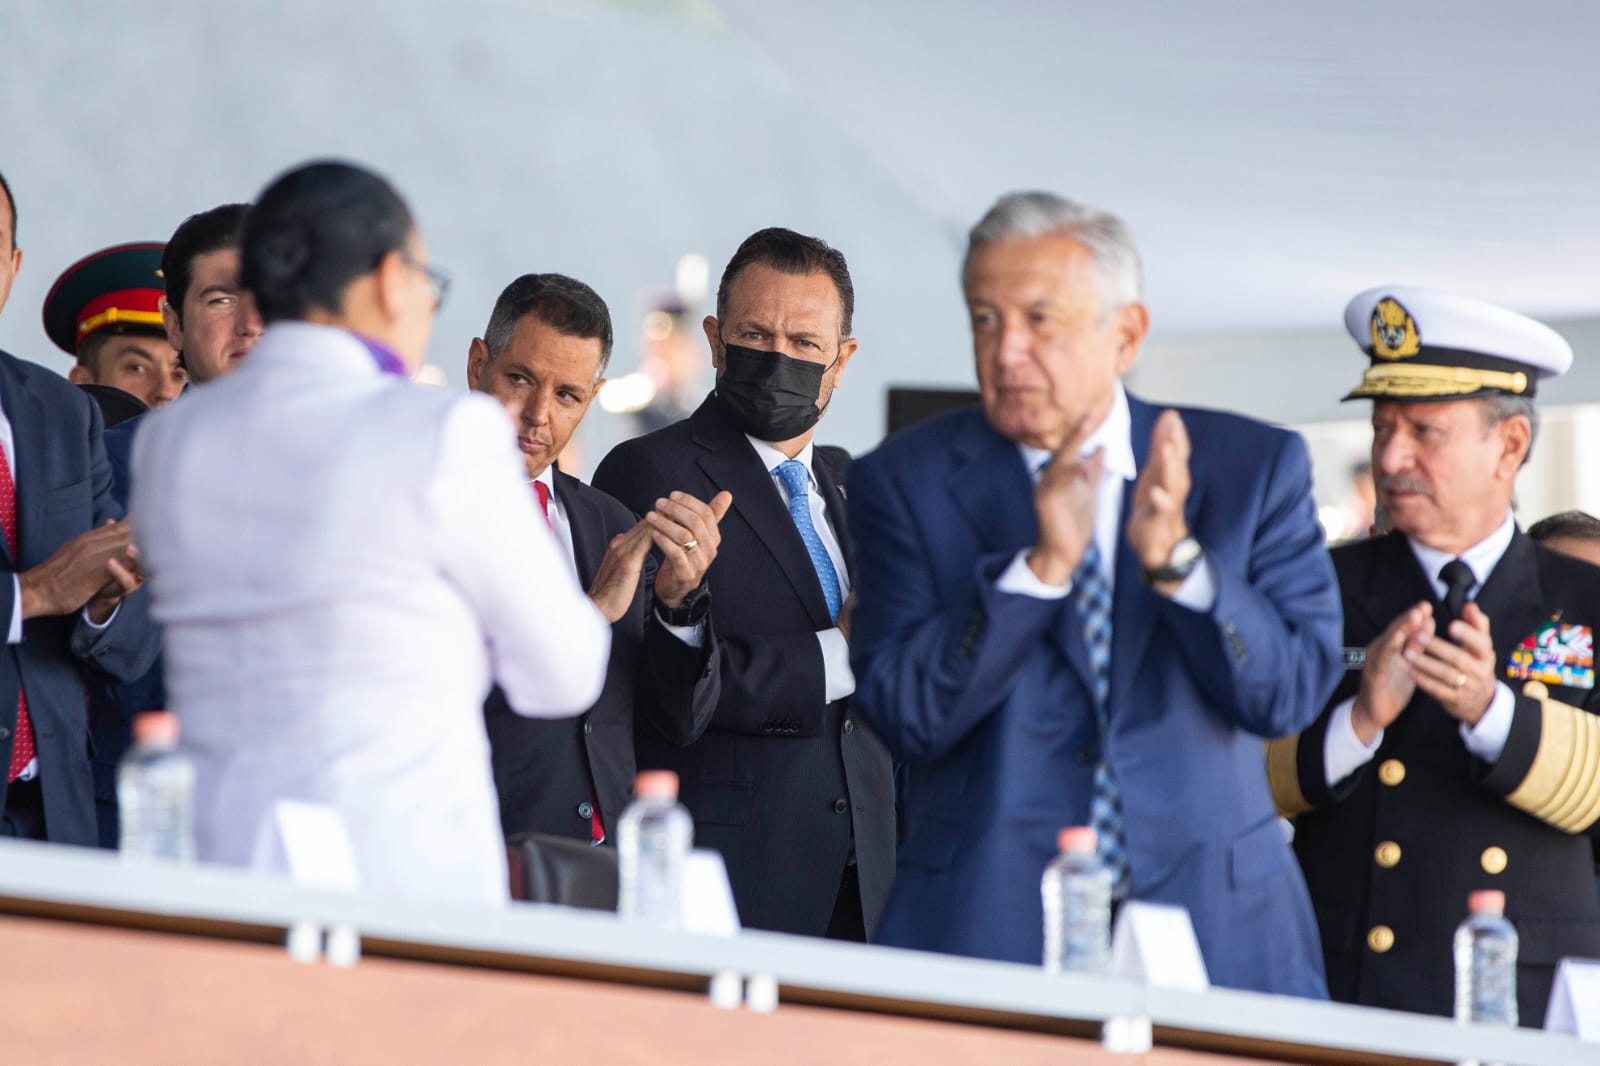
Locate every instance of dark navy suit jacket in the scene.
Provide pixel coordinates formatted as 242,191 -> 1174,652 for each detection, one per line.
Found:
82,411 -> 166,846
0,351 -> 159,844
594,396 -> 896,938
847,394 -> 1341,997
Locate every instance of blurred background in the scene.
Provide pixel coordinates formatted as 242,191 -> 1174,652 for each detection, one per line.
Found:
4,0 -> 1599,533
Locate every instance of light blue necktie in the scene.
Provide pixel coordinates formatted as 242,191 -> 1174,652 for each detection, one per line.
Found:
1073,539 -> 1130,894
775,460 -> 842,623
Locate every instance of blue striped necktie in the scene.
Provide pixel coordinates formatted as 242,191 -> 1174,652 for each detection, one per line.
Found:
1073,539 -> 1129,894
775,460 -> 842,623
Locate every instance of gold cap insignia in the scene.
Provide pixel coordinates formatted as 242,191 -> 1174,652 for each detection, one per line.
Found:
1370,297 -> 1422,360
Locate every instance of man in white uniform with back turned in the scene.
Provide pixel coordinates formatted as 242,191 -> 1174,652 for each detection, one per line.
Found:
132,161 -> 610,904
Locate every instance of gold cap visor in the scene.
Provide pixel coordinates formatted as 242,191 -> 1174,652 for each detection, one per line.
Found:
1344,363 -> 1530,401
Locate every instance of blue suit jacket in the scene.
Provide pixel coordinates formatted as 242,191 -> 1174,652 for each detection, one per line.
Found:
0,351 -> 160,844
847,395 -> 1341,997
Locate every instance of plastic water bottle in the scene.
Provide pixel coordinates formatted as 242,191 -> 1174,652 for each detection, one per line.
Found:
117,711 -> 196,862
1042,826 -> 1113,974
617,770 -> 693,927
1454,889 -> 1518,1026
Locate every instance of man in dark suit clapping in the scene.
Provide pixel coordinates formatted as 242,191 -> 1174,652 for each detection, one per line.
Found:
469,273 -> 725,847
593,229 -> 895,941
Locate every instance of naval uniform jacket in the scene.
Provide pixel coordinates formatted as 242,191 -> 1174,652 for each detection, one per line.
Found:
1269,528 -> 1600,1023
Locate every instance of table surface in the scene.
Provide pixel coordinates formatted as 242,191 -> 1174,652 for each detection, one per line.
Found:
0,839 -> 1591,1065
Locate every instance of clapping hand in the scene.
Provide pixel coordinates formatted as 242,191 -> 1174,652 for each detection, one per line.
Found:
1125,410 -> 1192,597
1025,415 -> 1103,586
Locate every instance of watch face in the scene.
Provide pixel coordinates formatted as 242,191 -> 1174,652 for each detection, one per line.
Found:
1171,537 -> 1202,571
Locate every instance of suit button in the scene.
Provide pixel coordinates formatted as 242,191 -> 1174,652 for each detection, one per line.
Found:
832,798 -> 849,814
1481,846 -> 1508,875
1077,748 -> 1097,766
1374,841 -> 1402,868
842,719 -> 855,735
1367,925 -> 1395,953
1378,759 -> 1405,786
583,721 -> 593,736
578,802 -> 594,819
0,725 -> 9,741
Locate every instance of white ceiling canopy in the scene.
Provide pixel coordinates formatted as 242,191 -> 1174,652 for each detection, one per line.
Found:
714,0 -> 1600,336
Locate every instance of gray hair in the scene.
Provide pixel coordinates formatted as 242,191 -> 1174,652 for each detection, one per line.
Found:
963,191 -> 1144,313
1478,393 -> 1539,466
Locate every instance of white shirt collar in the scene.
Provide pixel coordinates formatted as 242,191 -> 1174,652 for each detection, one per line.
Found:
748,436 -> 817,485
1407,510 -> 1517,595
1016,381 -> 1136,483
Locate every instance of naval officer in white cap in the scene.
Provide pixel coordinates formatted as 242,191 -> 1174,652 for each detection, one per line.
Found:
1268,285 -> 1600,1024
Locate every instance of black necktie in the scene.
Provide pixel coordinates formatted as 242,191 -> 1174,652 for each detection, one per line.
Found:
1438,558 -> 1476,627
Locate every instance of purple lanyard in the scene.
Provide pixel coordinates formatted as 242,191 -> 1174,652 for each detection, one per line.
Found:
352,333 -> 409,378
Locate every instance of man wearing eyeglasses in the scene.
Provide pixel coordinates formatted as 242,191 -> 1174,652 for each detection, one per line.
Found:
131,161 -> 610,903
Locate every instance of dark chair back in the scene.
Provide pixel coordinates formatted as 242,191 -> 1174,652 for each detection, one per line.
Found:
507,832 -> 619,911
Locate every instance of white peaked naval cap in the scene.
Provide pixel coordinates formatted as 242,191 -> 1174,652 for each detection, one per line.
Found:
1342,285 -> 1572,402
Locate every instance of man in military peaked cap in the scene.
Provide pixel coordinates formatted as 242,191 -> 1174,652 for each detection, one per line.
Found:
1268,285 -> 1600,1025
43,242 -> 185,410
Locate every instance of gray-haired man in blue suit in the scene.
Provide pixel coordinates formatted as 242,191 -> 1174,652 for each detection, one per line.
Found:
848,191 -> 1342,997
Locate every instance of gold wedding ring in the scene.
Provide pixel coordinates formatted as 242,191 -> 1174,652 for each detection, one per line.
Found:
681,539 -> 699,553
1453,672 -> 1467,690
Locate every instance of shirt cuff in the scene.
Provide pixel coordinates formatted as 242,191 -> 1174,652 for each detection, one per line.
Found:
817,627 -> 856,702
8,576 -> 19,644
656,610 -> 705,649
1324,697 -> 1383,786
996,549 -> 1071,600
81,601 -> 120,632
1459,682 -> 1515,764
1168,555 -> 1218,613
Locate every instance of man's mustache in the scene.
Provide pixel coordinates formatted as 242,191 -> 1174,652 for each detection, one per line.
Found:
1378,474 -> 1431,496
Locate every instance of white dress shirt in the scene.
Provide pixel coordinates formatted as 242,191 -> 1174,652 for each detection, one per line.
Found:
746,436 -> 855,702
530,467 -> 578,570
132,322 -> 611,905
1323,511 -> 1518,785
996,382 -> 1218,611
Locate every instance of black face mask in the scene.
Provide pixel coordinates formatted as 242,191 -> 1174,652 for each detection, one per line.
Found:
714,342 -> 835,441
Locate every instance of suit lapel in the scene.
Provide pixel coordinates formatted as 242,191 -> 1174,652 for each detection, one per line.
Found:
1476,527 -> 1547,667
553,469 -> 602,586
2,361 -> 45,568
948,412 -> 1036,557
1357,532 -> 1439,636
812,448 -> 853,579
943,412 -> 1096,696
1110,396 -> 1203,710
691,399 -> 832,628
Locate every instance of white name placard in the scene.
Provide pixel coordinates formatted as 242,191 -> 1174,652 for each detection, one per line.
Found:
1544,957 -> 1600,1041
1109,900 -> 1210,991
680,848 -> 741,937
249,799 -> 362,892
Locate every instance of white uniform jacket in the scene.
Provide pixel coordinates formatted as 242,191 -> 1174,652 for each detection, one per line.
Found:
131,322 -> 609,904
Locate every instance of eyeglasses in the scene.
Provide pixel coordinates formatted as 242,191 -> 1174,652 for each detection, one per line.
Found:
400,251 -> 452,312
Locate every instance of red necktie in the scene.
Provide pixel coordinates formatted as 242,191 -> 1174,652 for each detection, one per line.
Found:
532,480 -> 603,842
532,480 -> 554,530
0,449 -> 37,781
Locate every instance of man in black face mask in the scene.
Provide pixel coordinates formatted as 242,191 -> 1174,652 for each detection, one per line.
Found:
593,227 -> 895,942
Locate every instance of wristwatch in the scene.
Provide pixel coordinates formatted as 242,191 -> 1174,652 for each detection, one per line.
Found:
1141,536 -> 1203,586
657,581 -> 711,627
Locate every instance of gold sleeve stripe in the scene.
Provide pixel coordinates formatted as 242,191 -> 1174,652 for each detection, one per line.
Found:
1504,682 -> 1600,834
1266,735 -> 1311,817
